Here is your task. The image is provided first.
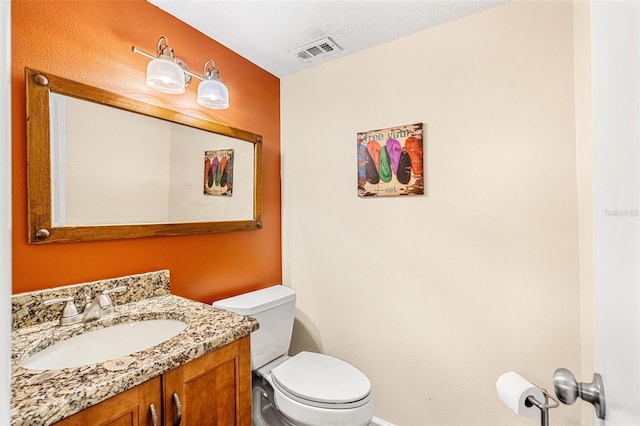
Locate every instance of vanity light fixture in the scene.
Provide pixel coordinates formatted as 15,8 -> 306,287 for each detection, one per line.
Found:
131,36 -> 230,109
197,60 -> 229,109
141,36 -> 187,94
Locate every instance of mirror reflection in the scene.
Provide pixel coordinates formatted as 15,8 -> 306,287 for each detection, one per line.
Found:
50,94 -> 255,226
26,68 -> 263,244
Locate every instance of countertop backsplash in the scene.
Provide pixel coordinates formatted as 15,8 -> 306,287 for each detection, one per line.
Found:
11,270 -> 171,330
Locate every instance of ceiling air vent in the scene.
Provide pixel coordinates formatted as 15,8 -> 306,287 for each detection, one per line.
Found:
292,37 -> 342,63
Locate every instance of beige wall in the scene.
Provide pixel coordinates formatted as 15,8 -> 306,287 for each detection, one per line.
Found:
60,96 -> 172,225
572,1 -> 595,424
282,1 -> 584,424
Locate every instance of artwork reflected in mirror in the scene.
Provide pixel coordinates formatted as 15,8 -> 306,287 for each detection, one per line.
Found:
204,149 -> 234,196
26,68 -> 263,244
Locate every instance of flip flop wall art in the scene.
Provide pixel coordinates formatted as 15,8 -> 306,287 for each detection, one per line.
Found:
357,123 -> 424,197
204,149 -> 234,196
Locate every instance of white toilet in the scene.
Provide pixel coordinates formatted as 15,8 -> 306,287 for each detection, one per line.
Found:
213,285 -> 374,426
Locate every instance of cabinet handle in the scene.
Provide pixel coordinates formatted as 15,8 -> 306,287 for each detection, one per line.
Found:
172,392 -> 182,426
149,403 -> 159,426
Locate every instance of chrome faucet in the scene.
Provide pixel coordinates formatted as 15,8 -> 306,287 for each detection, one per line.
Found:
44,285 -> 128,326
82,295 -> 102,322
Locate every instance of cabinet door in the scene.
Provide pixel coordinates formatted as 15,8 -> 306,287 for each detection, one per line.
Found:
53,376 -> 162,426
162,336 -> 251,426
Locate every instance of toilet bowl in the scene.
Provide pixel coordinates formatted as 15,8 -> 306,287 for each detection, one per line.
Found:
213,285 -> 374,426
258,352 -> 373,426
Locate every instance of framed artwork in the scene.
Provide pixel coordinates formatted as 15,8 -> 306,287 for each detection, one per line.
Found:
204,149 -> 234,196
357,123 -> 424,197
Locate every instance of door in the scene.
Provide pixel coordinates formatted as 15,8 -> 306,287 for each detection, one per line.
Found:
0,1 -> 11,424
161,336 -> 252,426
592,1 -> 640,425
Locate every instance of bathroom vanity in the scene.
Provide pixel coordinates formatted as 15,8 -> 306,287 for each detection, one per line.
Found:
11,271 -> 258,426
52,337 -> 250,426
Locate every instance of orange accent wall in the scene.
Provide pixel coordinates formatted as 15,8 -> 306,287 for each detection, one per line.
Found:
11,0 -> 282,302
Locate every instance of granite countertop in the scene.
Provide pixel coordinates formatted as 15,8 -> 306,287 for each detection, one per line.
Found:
11,275 -> 259,426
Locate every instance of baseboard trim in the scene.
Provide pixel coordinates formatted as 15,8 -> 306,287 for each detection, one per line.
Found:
371,416 -> 395,426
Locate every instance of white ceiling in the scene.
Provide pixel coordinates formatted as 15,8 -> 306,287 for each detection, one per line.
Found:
149,0 -> 508,77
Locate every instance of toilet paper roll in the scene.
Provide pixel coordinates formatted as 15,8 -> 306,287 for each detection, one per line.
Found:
496,371 -> 545,417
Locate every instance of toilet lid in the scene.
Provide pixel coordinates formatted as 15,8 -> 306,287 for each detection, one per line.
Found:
271,352 -> 371,409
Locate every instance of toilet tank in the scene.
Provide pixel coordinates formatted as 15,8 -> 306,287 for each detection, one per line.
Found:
213,285 -> 296,370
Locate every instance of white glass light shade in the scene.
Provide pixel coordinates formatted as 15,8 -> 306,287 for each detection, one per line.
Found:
197,79 -> 229,109
146,58 -> 185,94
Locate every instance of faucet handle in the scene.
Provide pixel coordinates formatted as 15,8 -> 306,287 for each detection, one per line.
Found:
44,296 -> 82,326
97,285 -> 127,314
104,285 -> 127,296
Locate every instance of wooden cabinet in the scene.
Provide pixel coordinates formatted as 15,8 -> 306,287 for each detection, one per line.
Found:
53,336 -> 251,426
162,336 -> 252,426
53,377 -> 161,426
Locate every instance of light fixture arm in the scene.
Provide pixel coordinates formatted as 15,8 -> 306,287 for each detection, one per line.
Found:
203,59 -> 221,80
156,36 -> 174,59
183,69 -> 206,82
131,45 -> 157,61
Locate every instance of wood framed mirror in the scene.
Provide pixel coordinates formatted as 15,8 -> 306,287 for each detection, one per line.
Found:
25,67 -> 263,244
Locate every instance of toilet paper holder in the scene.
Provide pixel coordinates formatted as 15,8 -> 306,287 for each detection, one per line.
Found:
525,387 -> 559,426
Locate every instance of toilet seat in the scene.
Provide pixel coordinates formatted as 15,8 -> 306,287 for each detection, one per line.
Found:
271,351 -> 372,409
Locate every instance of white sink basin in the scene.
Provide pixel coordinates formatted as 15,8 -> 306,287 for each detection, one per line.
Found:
20,319 -> 188,370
